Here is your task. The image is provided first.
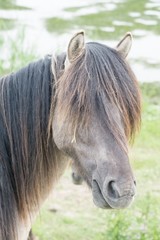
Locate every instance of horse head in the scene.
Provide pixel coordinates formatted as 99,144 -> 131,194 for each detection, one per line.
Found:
51,31 -> 141,209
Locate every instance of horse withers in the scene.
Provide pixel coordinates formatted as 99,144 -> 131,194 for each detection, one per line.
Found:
0,31 -> 141,240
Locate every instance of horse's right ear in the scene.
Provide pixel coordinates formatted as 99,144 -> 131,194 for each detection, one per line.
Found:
67,31 -> 85,64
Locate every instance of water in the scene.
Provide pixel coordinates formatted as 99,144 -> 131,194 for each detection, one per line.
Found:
0,0 -> 160,82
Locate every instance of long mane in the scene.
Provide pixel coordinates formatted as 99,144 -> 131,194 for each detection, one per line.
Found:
0,56 -> 58,239
54,42 -> 141,148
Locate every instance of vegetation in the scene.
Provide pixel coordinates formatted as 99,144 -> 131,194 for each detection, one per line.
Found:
0,31 -> 36,76
46,0 -> 160,40
0,0 -> 31,10
0,17 -> 16,31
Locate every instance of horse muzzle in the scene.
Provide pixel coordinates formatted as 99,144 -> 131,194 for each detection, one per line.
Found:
92,178 -> 136,209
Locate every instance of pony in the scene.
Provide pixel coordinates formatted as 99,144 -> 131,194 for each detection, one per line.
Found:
0,31 -> 141,240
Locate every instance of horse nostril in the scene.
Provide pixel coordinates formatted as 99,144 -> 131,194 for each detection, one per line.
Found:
134,180 -> 136,186
108,181 -> 120,199
107,180 -> 136,200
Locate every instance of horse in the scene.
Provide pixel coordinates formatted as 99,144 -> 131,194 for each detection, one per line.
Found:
0,31 -> 141,240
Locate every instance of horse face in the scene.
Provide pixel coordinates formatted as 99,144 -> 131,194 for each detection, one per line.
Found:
52,31 -> 137,209
52,101 -> 135,209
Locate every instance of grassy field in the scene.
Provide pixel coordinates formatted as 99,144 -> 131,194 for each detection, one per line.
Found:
46,0 -> 160,40
0,41 -> 160,240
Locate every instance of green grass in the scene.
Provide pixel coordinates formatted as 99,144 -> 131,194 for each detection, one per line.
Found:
0,31 -> 36,76
45,17 -> 73,33
64,2 -> 105,13
0,18 -> 15,31
0,0 -> 31,10
45,0 -> 160,40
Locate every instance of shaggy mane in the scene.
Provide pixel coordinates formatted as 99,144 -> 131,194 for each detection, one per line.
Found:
0,56 -> 57,239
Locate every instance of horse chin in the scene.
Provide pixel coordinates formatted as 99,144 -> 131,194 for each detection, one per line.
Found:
92,180 -> 134,209
93,195 -> 112,209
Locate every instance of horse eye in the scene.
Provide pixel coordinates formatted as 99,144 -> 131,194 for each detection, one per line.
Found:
80,105 -> 85,112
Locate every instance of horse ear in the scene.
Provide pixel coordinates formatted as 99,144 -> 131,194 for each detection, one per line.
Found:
67,31 -> 85,63
116,32 -> 132,58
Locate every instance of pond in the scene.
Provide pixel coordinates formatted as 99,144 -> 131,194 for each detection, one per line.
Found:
0,0 -> 160,82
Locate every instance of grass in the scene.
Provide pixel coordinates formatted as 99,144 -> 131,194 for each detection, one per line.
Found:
45,17 -> 73,34
45,0 -> 160,40
1,0 -> 160,41
0,34 -> 160,240
0,18 -> 15,31
0,31 -> 36,76
0,0 -> 31,10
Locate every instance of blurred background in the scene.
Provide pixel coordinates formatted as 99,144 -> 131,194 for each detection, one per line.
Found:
0,0 -> 160,239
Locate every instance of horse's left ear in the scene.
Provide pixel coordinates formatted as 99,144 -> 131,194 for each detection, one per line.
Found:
116,32 -> 132,58
67,31 -> 85,64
